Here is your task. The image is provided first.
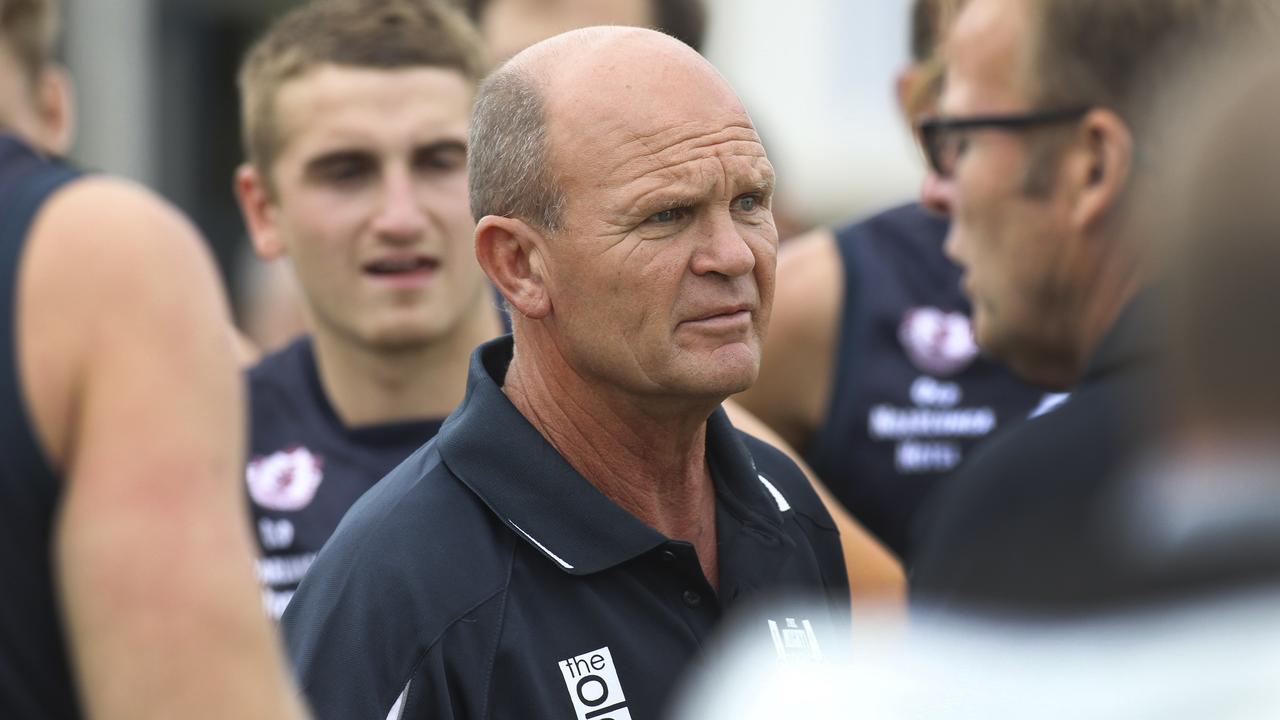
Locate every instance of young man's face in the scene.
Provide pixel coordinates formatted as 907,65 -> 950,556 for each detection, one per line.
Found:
246,64 -> 486,351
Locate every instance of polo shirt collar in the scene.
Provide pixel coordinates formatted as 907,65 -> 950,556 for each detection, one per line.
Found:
436,336 -> 787,576
1081,292 -> 1156,385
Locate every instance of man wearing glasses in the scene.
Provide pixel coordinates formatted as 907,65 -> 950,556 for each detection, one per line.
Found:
734,0 -> 1046,568
910,0 -> 1273,613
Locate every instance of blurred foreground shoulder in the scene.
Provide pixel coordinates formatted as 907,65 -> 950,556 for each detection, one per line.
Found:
21,175 -> 237,472
23,176 -> 309,720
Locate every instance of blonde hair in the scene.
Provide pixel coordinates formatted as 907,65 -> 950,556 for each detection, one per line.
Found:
238,0 -> 486,189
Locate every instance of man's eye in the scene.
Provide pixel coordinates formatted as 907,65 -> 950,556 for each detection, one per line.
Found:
328,163 -> 370,181
415,144 -> 467,172
734,195 -> 762,213
648,207 -> 686,224
310,156 -> 375,184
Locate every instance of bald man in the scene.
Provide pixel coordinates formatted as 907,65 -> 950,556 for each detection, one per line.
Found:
281,27 -> 849,720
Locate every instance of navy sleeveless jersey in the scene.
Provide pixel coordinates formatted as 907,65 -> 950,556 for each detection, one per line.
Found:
246,337 -> 443,617
0,133 -> 83,719
806,203 -> 1048,562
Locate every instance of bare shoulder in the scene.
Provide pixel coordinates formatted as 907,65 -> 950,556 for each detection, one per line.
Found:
25,180 -> 305,719
33,176 -> 214,276
26,175 -> 227,337
20,176 -> 233,469
772,226 -> 843,344
735,227 -> 843,448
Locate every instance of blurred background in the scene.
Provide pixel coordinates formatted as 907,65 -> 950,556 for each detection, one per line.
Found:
57,0 -> 923,317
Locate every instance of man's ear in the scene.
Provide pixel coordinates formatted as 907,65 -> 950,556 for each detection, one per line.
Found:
34,65 -> 74,156
234,163 -> 287,260
1070,108 -> 1133,233
475,215 -> 551,320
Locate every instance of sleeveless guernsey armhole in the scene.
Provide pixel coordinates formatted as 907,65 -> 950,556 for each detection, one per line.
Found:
802,223 -> 865,468
0,164 -> 82,488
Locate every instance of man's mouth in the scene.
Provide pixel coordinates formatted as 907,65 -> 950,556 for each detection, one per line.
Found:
681,305 -> 754,330
362,256 -> 442,290
363,256 -> 440,276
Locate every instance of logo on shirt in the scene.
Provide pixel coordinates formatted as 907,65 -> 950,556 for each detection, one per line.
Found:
899,307 -> 979,377
246,446 -> 324,512
558,646 -> 632,720
767,617 -> 823,663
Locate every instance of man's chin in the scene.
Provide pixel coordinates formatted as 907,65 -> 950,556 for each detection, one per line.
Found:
361,323 -> 449,353
683,365 -> 758,401
970,309 -> 999,354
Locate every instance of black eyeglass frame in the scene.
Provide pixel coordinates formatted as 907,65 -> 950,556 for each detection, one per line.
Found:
916,106 -> 1092,178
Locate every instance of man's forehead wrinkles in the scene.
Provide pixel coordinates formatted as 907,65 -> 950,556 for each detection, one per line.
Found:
635,152 -> 773,186
599,134 -> 770,189
617,121 -> 762,156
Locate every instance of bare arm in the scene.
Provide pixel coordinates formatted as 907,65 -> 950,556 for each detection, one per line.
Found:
723,400 -> 905,607
736,228 -> 843,450
20,178 -> 308,720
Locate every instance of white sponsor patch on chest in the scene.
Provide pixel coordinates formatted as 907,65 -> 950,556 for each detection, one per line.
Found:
558,646 -> 632,720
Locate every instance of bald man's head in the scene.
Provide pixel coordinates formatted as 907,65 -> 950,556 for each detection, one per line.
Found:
469,26 -> 747,233
471,26 -> 777,402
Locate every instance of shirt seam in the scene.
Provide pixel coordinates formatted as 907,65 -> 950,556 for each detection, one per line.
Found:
479,539 -> 517,720
396,580 -> 507,717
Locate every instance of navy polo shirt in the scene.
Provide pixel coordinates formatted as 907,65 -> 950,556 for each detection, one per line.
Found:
282,336 -> 849,720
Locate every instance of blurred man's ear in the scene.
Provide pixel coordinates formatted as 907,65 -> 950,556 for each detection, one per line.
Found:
1068,108 -> 1133,235
474,215 -> 551,320
234,163 -> 288,261
34,65 -> 74,156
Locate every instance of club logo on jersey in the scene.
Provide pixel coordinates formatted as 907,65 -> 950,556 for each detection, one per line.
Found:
558,646 -> 632,720
899,307 -> 979,377
246,447 -> 324,512
767,617 -> 823,663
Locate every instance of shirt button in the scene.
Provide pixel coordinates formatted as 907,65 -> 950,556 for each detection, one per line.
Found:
682,590 -> 702,608
661,550 -> 677,563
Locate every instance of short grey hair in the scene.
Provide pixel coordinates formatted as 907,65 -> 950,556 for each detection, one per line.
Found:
468,63 -> 565,232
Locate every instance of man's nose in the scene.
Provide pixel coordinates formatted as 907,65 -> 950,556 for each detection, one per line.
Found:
372,171 -> 427,242
691,212 -> 758,278
920,169 -> 955,217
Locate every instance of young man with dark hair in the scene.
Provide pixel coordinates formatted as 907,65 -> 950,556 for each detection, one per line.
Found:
233,0 -> 505,617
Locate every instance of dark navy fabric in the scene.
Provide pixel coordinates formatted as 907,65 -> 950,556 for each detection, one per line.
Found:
282,335 -> 849,720
911,299 -> 1166,615
0,133 -> 83,719
807,202 -> 1045,562
246,337 -> 443,617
